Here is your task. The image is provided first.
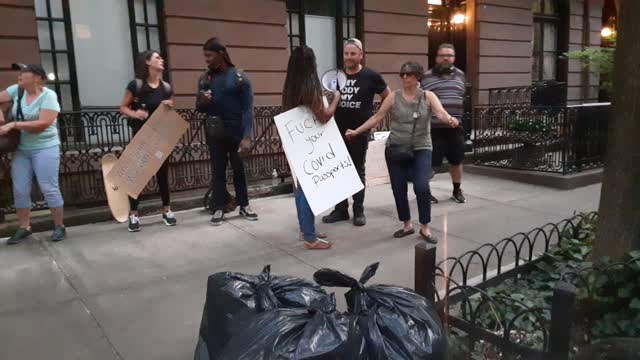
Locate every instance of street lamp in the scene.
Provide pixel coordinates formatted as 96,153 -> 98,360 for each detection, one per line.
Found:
601,26 -> 614,38
452,12 -> 466,24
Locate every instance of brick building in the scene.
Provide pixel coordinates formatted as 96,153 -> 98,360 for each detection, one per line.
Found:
0,0 -> 607,110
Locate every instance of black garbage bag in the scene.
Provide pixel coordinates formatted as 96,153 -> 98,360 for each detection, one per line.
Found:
195,265 -> 327,360
314,262 -> 447,360
221,293 -> 357,360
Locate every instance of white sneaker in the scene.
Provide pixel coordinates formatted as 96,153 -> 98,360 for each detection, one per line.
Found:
163,211 -> 177,226
128,215 -> 141,232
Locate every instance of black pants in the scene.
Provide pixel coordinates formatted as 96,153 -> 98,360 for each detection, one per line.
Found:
209,137 -> 248,211
335,134 -> 368,214
129,127 -> 171,211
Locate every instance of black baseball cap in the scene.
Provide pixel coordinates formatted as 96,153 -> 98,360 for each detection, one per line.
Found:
11,63 -> 47,79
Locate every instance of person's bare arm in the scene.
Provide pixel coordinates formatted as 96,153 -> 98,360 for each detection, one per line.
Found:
426,91 -> 459,127
0,90 -> 11,104
314,91 -> 341,123
346,92 -> 395,138
11,109 -> 58,133
119,90 -> 148,120
379,86 -> 391,102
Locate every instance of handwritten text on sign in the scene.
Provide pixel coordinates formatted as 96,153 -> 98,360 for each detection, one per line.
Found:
107,105 -> 188,199
275,106 -> 363,215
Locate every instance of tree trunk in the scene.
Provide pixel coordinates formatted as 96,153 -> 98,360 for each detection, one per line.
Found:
593,0 -> 640,260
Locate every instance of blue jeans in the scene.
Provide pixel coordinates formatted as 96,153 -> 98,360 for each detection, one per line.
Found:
12,145 -> 64,209
295,187 -> 316,242
385,149 -> 432,225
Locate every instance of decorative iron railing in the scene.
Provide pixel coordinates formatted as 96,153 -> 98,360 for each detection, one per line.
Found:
473,103 -> 609,173
0,106 -> 289,219
488,82 -> 568,107
415,212 -> 599,359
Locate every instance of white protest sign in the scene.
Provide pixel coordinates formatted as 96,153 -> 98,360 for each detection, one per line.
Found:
274,106 -> 364,215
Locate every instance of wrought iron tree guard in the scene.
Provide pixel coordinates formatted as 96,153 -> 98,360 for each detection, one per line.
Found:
415,212 -> 598,359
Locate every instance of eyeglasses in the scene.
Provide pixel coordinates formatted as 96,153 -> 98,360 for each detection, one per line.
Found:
437,54 -> 455,58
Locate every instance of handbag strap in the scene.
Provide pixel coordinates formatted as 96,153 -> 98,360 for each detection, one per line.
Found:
16,88 -> 25,121
408,90 -> 423,146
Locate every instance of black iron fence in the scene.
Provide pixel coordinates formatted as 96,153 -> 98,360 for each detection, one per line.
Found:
473,103 -> 609,173
0,104 -> 400,220
488,82 -> 568,107
415,212 -> 599,359
0,106 -> 289,219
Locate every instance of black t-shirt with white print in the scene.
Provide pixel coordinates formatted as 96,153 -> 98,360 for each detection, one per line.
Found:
126,79 -> 173,131
335,67 -> 387,135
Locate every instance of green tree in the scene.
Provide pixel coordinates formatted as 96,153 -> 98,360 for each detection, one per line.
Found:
566,37 -> 615,93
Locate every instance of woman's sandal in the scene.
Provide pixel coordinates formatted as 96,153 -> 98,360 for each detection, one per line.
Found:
419,229 -> 438,244
393,228 -> 416,238
299,232 -> 327,241
304,238 -> 332,250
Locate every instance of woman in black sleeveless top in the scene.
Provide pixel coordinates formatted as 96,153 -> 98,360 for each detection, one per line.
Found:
119,50 -> 177,232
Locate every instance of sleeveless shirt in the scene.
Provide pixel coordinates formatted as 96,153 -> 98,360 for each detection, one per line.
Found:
387,88 -> 432,151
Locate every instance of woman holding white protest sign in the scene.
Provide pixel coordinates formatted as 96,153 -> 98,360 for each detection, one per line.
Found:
282,46 -> 340,250
345,62 -> 459,244
119,50 -> 177,232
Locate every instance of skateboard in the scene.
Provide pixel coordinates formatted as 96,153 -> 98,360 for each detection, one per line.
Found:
102,153 -> 130,223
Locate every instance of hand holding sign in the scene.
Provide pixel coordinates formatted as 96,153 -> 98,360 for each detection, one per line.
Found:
275,106 -> 363,215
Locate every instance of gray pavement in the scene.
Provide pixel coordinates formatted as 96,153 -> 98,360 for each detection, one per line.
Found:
0,173 -> 601,360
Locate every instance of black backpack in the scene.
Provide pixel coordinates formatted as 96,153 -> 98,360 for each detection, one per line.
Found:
133,78 -> 172,96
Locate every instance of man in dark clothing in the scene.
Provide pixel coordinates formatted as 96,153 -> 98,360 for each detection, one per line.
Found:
196,37 -> 258,225
322,38 -> 390,227
421,43 -> 467,204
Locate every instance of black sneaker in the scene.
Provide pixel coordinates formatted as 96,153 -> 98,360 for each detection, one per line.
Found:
163,211 -> 177,226
128,215 -> 141,232
353,212 -> 366,227
430,194 -> 439,204
239,206 -> 258,221
50,226 -> 66,242
322,210 -> 350,224
6,227 -> 32,245
452,190 -> 466,204
210,210 -> 224,226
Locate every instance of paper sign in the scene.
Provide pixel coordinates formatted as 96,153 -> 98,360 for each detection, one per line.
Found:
274,106 -> 364,215
365,140 -> 390,186
107,105 -> 189,199
373,131 -> 390,141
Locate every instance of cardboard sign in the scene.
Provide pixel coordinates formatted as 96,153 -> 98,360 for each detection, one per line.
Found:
274,106 -> 363,215
365,140 -> 390,186
107,104 -> 188,199
101,153 -> 130,222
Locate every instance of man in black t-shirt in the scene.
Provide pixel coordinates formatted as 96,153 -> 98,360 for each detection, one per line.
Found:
322,38 -> 390,227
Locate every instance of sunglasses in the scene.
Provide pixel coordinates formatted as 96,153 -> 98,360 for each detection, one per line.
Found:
399,72 -> 414,78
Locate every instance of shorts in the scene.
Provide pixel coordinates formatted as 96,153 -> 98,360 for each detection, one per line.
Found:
431,126 -> 465,167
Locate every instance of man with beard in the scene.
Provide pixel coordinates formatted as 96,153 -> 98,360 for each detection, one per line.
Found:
421,43 -> 467,204
196,37 -> 258,225
322,38 -> 390,227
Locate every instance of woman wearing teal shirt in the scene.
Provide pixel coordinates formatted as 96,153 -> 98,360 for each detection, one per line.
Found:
0,63 -> 65,244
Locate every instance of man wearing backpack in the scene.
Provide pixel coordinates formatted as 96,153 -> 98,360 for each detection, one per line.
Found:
196,37 -> 258,226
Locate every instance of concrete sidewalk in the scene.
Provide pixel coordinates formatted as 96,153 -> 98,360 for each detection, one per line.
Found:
0,173 -> 601,360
